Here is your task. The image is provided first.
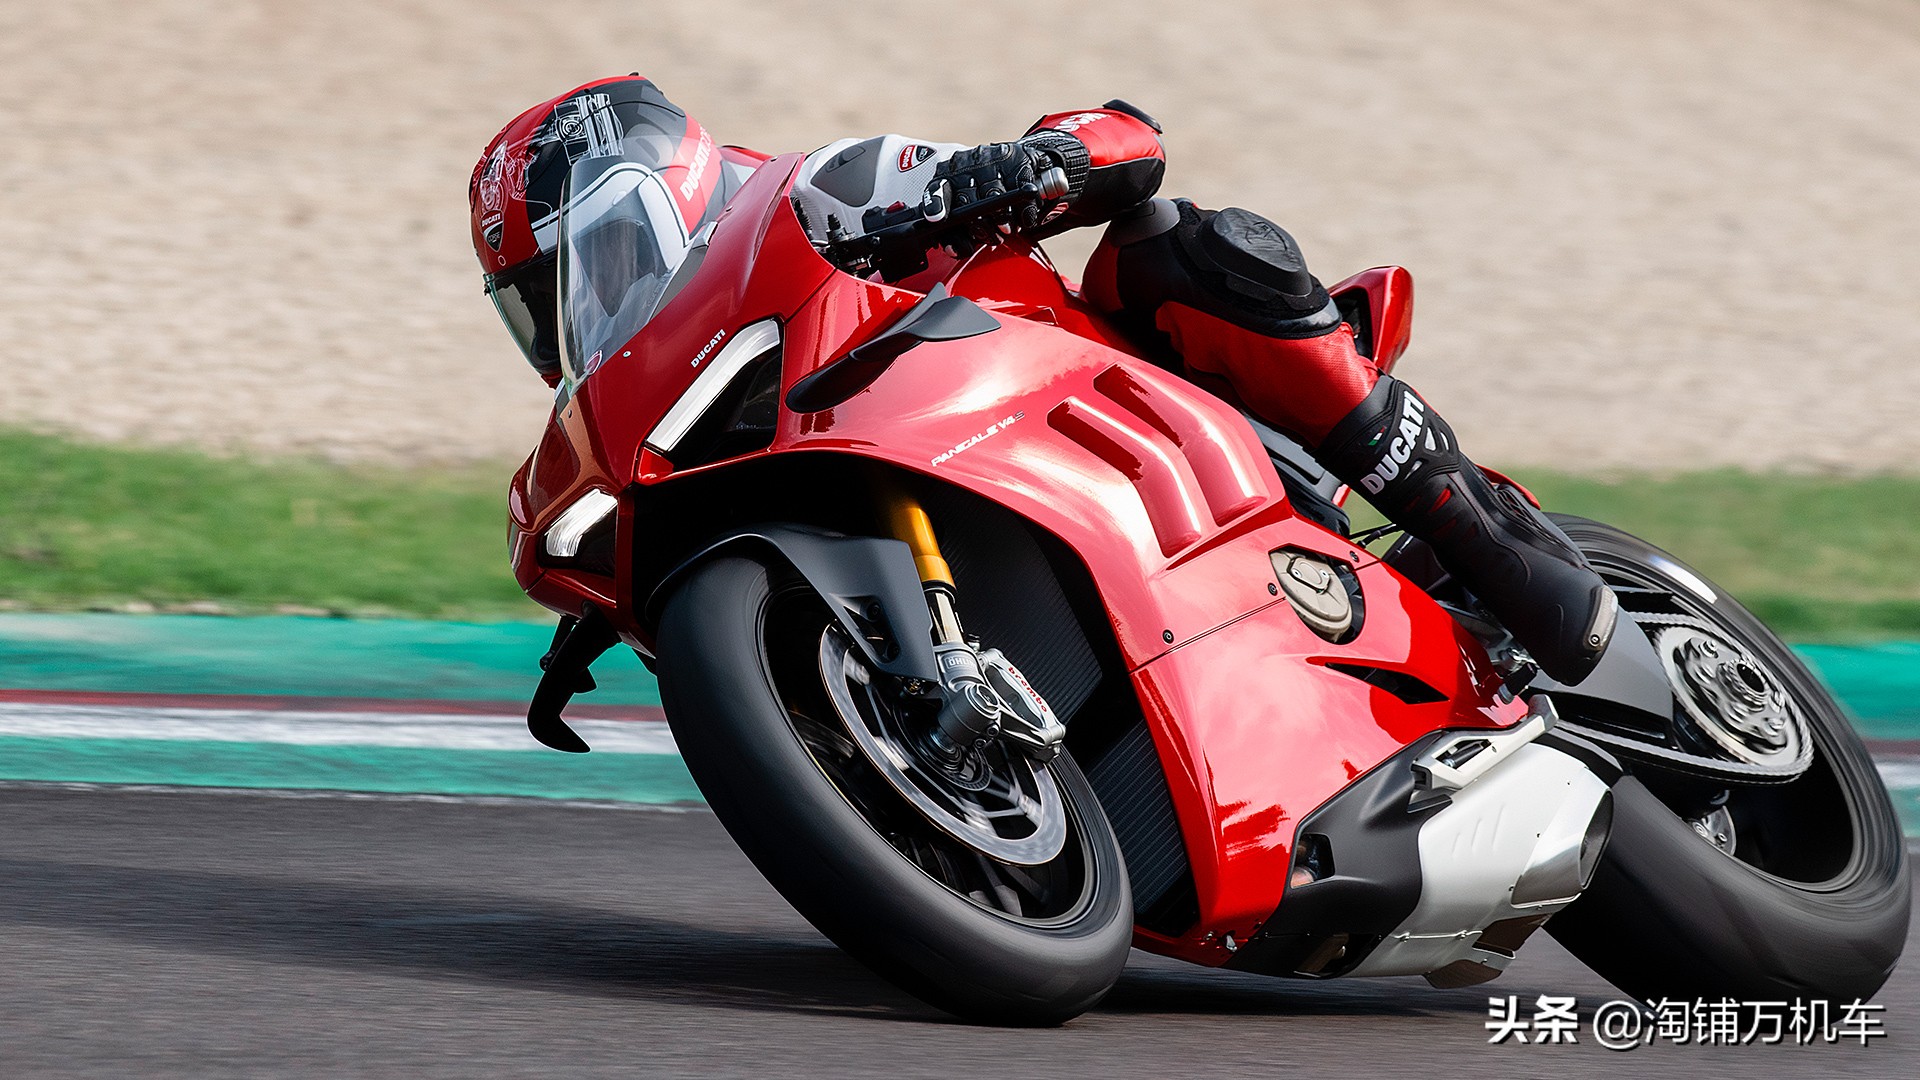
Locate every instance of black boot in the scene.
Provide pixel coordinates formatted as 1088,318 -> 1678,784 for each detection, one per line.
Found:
1317,376 -> 1617,684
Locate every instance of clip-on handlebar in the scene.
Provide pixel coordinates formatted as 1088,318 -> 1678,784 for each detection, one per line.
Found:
825,166 -> 1070,280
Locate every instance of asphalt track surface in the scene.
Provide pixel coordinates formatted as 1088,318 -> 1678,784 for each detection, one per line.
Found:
0,786 -> 1914,1079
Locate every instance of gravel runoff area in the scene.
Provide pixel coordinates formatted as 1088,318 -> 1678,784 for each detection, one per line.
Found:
4,1 -> 1918,472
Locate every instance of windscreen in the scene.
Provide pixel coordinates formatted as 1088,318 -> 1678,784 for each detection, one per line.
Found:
556,152 -> 696,385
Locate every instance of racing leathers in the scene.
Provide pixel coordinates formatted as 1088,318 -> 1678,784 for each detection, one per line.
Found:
792,102 -> 1617,685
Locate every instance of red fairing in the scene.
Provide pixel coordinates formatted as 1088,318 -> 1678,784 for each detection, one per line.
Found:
507,155 -> 835,620
720,144 -> 772,166
1129,567 -> 1519,961
1027,108 -> 1165,171
1326,265 -> 1415,373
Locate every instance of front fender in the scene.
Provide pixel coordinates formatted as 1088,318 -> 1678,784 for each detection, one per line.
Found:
645,523 -> 941,684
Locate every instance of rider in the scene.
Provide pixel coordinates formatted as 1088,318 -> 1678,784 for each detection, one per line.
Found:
470,76 -> 1617,685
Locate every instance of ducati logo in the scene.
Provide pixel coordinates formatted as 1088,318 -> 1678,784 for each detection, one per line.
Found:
1049,112 -> 1110,133
679,129 -> 714,200
897,143 -> 934,171
1359,392 -> 1428,495
478,145 -> 508,249
690,328 -> 727,368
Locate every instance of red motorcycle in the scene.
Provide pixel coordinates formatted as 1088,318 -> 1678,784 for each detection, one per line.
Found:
508,145 -> 1909,1023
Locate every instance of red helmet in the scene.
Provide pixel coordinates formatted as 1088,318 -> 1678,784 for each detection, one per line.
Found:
469,76 -> 735,381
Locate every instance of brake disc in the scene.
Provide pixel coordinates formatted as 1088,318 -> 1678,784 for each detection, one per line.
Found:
818,628 -> 1067,865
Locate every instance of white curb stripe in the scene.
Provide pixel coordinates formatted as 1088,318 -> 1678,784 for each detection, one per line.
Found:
0,779 -> 708,811
3,703 -> 1916,797
0,703 -> 677,756
1874,756 -> 1920,790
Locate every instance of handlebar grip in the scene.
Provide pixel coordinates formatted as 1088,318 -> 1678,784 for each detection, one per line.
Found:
833,174 -> 1067,269
1036,166 -> 1070,203
920,180 -> 951,223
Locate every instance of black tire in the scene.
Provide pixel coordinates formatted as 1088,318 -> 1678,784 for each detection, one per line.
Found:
656,555 -> 1133,1025
1543,516 -> 1910,1002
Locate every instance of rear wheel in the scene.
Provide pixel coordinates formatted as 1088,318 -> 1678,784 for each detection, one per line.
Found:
1542,516 -> 1909,1002
656,555 -> 1133,1025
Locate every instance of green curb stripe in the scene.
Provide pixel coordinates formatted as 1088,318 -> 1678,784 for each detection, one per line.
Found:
1797,643 -> 1920,740
0,613 -> 658,706
0,736 -> 701,804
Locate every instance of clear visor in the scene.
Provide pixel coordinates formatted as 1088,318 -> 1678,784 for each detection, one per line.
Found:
556,157 -> 695,385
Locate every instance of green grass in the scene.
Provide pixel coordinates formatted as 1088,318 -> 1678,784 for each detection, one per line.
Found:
3,430 -> 1918,639
0,430 -> 536,620
1521,471 -> 1920,640
1346,469 -> 1920,641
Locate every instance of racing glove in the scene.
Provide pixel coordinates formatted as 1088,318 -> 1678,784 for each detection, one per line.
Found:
930,135 -> 1086,232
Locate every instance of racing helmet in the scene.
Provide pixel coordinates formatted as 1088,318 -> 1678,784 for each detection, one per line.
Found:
469,76 -> 739,382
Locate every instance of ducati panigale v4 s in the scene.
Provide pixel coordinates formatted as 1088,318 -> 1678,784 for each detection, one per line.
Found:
507,146 -> 1909,1024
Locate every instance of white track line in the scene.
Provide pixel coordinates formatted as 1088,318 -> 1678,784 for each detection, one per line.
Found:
0,702 -> 677,755
1874,756 -> 1920,790
3,703 -> 1916,800
0,779 -> 705,811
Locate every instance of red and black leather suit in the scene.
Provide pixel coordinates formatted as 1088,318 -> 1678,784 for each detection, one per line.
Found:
796,102 -> 1615,684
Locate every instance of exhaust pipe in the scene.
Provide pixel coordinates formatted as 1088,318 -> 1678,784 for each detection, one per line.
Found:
1345,705 -> 1617,983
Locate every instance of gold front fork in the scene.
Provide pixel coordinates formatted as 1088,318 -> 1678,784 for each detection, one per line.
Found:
878,479 -> 1066,760
880,485 -> 965,646
884,492 -> 952,588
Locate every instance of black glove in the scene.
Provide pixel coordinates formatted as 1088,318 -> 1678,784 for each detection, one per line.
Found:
930,140 -> 1062,232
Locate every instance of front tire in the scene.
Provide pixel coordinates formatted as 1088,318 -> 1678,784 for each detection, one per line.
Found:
1543,516 -> 1910,1002
656,555 -> 1133,1025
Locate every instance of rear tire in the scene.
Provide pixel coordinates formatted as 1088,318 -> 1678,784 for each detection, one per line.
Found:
656,555 -> 1133,1025
1543,517 -> 1910,1002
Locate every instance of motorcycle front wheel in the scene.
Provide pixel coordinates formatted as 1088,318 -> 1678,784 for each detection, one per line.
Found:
1543,516 -> 1910,1003
656,554 -> 1133,1025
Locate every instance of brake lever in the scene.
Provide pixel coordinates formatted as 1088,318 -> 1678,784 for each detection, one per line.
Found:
836,174 -> 1064,258
931,168 -> 1067,231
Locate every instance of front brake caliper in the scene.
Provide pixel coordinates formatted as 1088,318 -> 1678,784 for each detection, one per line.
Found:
977,648 -> 1066,761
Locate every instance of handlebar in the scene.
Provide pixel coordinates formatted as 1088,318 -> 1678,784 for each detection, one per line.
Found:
823,165 -> 1070,271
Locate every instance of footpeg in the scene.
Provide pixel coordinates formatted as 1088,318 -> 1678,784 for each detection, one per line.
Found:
1409,695 -> 1557,808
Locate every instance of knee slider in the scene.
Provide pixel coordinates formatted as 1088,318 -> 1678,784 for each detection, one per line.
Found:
1200,208 -> 1320,313
1102,199 -> 1341,340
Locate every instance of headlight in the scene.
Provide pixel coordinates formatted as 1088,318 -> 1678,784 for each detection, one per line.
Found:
644,318 -> 782,455
543,489 -> 618,558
